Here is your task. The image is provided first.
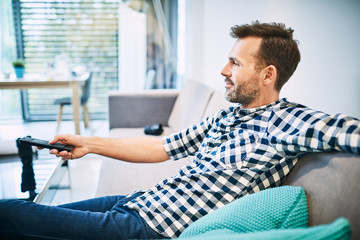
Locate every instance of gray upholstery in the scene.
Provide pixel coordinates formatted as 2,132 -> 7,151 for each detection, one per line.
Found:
282,152 -> 360,239
95,157 -> 189,197
168,79 -> 214,132
97,79 -> 217,197
98,80 -> 359,239
108,89 -> 179,129
201,90 -> 235,120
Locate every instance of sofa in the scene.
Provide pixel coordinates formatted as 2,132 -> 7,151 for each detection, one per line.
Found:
95,79 -> 360,239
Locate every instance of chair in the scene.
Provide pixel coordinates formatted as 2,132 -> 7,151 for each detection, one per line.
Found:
54,72 -> 93,133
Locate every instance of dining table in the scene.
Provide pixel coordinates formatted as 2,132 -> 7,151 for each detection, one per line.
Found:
0,73 -> 88,135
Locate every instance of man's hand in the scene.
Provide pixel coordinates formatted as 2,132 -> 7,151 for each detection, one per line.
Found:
49,134 -> 89,160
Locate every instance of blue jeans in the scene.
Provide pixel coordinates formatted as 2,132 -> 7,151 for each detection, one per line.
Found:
0,192 -> 167,239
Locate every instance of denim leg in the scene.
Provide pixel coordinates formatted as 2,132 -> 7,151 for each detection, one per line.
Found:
58,195 -> 123,212
0,196 -> 166,240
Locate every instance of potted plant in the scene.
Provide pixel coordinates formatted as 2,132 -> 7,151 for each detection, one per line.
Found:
12,59 -> 25,78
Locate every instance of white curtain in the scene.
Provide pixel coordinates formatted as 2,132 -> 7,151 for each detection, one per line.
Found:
118,2 -> 147,91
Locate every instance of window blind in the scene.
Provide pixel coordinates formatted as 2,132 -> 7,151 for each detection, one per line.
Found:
15,0 -> 119,120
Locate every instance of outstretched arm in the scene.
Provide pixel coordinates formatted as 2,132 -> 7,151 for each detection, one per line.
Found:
49,134 -> 170,163
268,109 -> 360,154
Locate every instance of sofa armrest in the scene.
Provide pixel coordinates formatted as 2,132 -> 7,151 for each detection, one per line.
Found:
108,89 -> 179,129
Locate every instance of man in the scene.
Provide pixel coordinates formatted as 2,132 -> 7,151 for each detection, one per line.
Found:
1,21 -> 359,239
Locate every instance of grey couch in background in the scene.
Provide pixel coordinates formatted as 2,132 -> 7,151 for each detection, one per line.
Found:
96,79 -> 360,239
96,80 -> 227,197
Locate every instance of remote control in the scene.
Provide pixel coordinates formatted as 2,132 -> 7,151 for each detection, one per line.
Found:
17,136 -> 74,152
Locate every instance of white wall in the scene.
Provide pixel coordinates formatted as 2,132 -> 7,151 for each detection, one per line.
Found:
184,0 -> 360,118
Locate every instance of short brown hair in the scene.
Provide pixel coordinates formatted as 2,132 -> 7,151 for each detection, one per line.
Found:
231,21 -> 301,91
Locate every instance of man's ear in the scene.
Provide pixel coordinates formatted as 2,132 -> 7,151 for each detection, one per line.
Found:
262,65 -> 277,86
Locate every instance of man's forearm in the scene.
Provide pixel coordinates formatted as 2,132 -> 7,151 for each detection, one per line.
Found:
85,136 -> 170,163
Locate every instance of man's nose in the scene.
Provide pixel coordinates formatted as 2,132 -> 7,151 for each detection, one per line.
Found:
221,64 -> 231,77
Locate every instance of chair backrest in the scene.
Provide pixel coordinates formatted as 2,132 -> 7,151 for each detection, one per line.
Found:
80,72 -> 92,104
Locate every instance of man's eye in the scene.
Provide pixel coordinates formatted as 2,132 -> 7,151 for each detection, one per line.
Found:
232,60 -> 239,67
229,58 -> 240,67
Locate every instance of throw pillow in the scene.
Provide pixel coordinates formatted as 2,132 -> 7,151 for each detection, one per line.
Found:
178,217 -> 350,240
179,186 -> 308,238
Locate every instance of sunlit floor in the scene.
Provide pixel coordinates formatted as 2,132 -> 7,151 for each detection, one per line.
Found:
0,119 -> 110,205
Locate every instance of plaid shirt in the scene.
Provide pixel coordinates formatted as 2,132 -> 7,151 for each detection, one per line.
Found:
125,98 -> 360,238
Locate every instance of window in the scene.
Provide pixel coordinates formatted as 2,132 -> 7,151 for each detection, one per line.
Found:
11,0 -> 179,121
13,0 -> 119,120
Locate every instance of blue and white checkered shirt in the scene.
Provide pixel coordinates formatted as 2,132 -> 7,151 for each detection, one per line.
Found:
125,98 -> 360,238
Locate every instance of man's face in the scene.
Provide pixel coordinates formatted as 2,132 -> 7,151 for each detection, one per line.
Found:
221,37 -> 263,106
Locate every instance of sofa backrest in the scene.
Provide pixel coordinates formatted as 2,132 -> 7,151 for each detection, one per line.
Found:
168,79 -> 214,132
282,152 -> 360,240
201,90 -> 234,120
108,89 -> 179,129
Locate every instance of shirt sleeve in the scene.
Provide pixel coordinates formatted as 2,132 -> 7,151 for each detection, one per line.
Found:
267,107 -> 360,154
162,111 -> 221,160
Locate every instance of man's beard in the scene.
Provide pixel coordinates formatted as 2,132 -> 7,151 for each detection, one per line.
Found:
224,76 -> 260,106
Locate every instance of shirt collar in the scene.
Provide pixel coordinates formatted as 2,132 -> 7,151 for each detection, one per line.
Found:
234,98 -> 288,116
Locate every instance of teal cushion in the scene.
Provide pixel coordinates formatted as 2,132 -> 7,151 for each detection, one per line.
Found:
178,218 -> 351,240
179,186 -> 308,238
